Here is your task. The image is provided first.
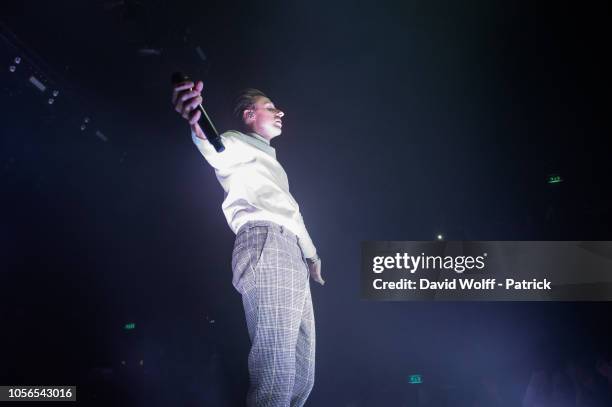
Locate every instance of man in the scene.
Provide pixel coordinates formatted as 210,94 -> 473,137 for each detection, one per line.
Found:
172,80 -> 324,407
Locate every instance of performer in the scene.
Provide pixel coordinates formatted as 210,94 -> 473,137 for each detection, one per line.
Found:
172,80 -> 324,407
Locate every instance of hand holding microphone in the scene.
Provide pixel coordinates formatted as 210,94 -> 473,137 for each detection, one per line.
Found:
171,72 -> 224,152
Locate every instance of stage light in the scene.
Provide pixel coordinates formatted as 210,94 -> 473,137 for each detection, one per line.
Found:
547,174 -> 563,184
138,48 -> 161,56
408,374 -> 422,384
195,46 -> 207,62
52,90 -> 59,97
14,57 -> 21,64
9,65 -> 16,72
124,322 -> 135,330
81,117 -> 90,131
95,130 -> 108,142
28,75 -> 46,92
437,234 -> 443,240
48,98 -> 54,104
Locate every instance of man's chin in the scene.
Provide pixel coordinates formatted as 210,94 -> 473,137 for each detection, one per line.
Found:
259,125 -> 282,139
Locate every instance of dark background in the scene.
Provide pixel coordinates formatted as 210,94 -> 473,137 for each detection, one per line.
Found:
1,1 -> 611,405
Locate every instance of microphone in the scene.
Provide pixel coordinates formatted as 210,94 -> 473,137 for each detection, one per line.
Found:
171,72 -> 225,152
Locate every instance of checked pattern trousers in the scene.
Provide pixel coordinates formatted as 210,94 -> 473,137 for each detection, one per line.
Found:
232,221 -> 316,407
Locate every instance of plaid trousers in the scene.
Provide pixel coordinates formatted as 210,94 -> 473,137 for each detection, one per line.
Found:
232,221 -> 316,407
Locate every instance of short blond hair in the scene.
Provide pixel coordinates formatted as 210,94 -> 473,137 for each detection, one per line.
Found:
233,88 -> 268,124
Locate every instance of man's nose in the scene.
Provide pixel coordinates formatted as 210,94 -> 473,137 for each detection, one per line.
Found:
276,110 -> 284,118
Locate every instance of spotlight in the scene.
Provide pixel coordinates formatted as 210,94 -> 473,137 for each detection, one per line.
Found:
95,130 -> 108,142
195,46 -> 207,62
14,56 -> 21,64
408,374 -> 422,384
9,65 -> 16,72
52,90 -> 59,97
547,174 -> 563,184
138,48 -> 162,56
437,234 -> 443,240
48,98 -> 54,104
28,76 -> 46,92
124,322 -> 135,330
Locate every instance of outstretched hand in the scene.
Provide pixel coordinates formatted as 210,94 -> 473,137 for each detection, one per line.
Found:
171,80 -> 204,127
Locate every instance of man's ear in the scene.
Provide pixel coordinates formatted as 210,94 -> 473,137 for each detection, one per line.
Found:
243,109 -> 255,122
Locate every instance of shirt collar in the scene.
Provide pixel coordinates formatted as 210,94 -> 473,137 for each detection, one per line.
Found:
248,132 -> 271,145
232,131 -> 276,159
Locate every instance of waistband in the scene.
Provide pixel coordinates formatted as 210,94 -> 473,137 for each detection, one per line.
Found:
236,220 -> 298,243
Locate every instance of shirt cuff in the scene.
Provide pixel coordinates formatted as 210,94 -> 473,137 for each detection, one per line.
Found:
294,215 -> 317,259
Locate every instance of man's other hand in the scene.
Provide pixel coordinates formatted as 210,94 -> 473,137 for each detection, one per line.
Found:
308,258 -> 324,286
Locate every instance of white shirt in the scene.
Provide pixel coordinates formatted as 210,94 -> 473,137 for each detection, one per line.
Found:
192,129 -> 317,259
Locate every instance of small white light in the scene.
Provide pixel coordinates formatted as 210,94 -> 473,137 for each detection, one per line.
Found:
195,46 -> 207,61
84,117 -> 90,123
14,57 -> 21,64
29,76 -> 46,92
437,234 -> 443,240
52,90 -> 59,97
48,98 -> 54,104
9,65 -> 16,72
80,124 -> 87,131
95,130 -> 108,142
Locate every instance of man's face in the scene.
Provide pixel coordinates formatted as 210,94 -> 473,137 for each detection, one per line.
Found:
247,96 -> 285,140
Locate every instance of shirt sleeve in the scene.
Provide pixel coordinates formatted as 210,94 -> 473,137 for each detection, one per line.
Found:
294,211 -> 318,259
191,130 -> 247,170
